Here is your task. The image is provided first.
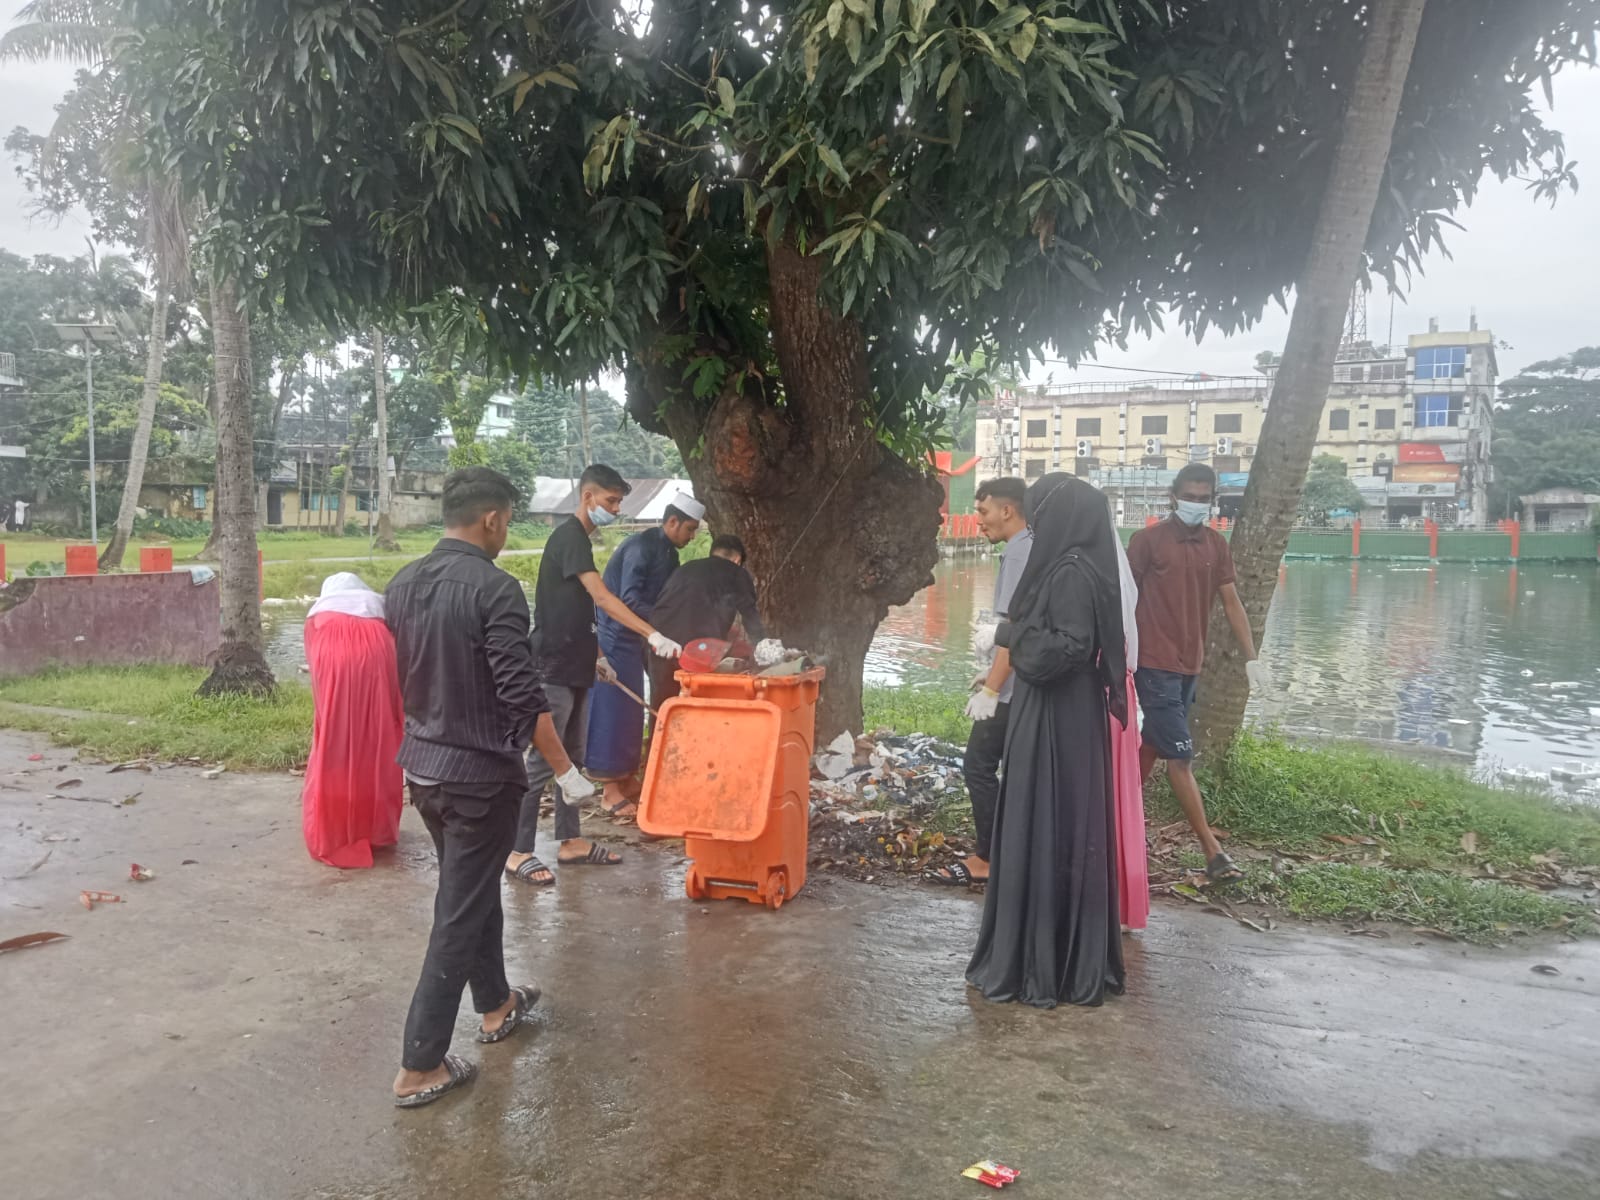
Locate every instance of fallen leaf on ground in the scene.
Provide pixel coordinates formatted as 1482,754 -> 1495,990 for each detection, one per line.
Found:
56,778 -> 83,789
1460,831 -> 1479,853
0,931 -> 68,953
109,761 -> 152,774
1,848 -> 53,879
1531,964 -> 1561,976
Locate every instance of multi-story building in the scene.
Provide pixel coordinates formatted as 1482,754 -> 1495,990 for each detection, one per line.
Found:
975,317 -> 1495,525
0,351 -> 26,463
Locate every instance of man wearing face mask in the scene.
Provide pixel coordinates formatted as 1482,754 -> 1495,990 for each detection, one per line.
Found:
506,464 -> 683,883
1127,463 -> 1259,884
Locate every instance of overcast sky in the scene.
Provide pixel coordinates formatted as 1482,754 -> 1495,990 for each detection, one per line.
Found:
2,57 -> 1595,381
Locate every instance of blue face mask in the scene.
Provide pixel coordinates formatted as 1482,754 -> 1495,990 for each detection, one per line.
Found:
587,506 -> 618,528
1174,499 -> 1210,527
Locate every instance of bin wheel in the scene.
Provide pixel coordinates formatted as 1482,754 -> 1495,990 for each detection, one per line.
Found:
685,869 -> 706,901
765,870 -> 788,910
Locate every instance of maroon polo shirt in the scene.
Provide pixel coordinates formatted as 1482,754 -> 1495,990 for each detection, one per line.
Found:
1127,517 -> 1236,677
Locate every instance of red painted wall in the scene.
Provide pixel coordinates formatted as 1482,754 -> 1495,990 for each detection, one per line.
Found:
0,573 -> 222,678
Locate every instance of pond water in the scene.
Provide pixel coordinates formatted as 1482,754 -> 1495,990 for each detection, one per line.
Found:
868,555 -> 1600,796
266,556 -> 1600,798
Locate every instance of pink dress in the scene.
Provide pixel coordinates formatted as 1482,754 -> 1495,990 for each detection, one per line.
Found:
301,611 -> 405,868
1111,671 -> 1149,929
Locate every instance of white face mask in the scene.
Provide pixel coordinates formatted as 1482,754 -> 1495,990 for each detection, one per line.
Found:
587,505 -> 618,528
1174,499 -> 1210,527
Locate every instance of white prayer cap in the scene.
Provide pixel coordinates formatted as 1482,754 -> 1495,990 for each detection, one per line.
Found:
668,492 -> 705,522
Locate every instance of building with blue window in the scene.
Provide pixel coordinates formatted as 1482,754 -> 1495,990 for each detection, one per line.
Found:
1401,318 -> 1497,526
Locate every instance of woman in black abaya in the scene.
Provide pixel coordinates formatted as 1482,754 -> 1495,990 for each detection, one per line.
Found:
966,472 -> 1128,1008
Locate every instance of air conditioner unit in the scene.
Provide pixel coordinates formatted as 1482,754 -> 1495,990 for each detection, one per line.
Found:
1216,436 -> 1234,456
1144,437 -> 1164,456
1076,439 -> 1093,458
1242,446 -> 1255,458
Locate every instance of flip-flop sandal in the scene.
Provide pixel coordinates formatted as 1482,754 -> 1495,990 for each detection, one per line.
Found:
393,1053 -> 477,1109
558,843 -> 624,867
926,861 -> 987,888
603,800 -> 639,825
478,983 -> 541,1044
1205,852 -> 1246,884
507,856 -> 555,887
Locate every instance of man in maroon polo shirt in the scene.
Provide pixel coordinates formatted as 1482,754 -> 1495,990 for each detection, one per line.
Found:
1128,463 -> 1260,883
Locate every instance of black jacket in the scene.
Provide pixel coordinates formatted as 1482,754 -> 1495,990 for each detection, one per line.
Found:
385,539 -> 548,784
650,555 -> 765,646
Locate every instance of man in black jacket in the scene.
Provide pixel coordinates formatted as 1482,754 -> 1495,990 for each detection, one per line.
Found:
385,467 -> 595,1108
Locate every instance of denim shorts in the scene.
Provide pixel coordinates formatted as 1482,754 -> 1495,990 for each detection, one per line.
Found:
1134,667 -> 1199,761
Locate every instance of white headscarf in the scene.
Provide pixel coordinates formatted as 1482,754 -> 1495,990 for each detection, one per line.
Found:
1109,501 -> 1139,671
307,571 -> 385,620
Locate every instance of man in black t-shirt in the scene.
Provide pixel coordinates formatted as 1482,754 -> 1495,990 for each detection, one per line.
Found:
507,463 -> 683,881
646,534 -> 765,711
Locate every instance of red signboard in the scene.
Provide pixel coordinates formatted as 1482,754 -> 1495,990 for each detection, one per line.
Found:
1398,443 -> 1447,464
1393,462 -> 1461,484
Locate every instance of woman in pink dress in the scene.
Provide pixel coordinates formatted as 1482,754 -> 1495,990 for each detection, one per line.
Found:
301,573 -> 405,868
1111,525 -> 1150,930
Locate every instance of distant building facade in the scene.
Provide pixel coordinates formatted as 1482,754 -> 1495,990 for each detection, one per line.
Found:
977,317 -> 1497,525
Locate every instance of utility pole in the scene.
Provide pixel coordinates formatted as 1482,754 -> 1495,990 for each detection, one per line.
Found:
52,322 -> 119,547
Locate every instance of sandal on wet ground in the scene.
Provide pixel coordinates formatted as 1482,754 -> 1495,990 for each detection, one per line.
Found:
603,800 -> 639,825
558,843 -> 623,867
926,860 -> 987,888
478,984 -> 541,1044
1205,852 -> 1246,884
506,856 -> 555,887
393,1054 -> 477,1109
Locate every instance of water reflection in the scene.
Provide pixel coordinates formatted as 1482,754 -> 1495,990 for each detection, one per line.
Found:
266,556 -> 1600,795
869,554 -> 1600,793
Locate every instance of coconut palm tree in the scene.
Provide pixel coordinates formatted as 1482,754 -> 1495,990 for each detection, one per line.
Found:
2,0 -> 190,571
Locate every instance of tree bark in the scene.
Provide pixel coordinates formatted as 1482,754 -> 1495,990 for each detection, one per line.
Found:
631,240 -> 943,742
372,326 -> 401,549
578,378 -> 592,466
100,281 -> 168,571
1190,0 -> 1427,757
197,271 -> 275,697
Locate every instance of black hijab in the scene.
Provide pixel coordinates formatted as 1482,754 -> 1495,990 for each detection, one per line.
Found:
1007,473 -> 1127,722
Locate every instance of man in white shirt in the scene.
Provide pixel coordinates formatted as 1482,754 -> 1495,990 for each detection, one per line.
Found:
929,477 -> 1033,887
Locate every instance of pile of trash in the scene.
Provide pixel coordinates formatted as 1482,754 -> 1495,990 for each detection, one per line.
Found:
808,730 -> 976,883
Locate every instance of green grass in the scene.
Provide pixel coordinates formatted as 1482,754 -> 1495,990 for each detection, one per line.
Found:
1239,862 -> 1588,942
863,686 -> 1600,942
0,666 -> 312,771
1163,730 -> 1600,873
864,686 -> 970,745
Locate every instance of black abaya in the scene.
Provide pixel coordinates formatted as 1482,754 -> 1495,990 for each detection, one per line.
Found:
966,477 -> 1125,1009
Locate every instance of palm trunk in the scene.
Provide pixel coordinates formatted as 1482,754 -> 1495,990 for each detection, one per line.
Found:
372,326 -> 401,549
1190,0 -> 1428,756
100,283 -> 168,571
197,271 -> 275,697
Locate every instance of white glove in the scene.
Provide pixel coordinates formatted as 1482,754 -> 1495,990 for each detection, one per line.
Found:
595,656 -> 619,684
971,669 -> 990,693
647,631 -> 683,659
754,638 -> 787,667
973,622 -> 998,657
1244,659 -> 1271,693
557,765 -> 595,802
965,688 -> 1000,722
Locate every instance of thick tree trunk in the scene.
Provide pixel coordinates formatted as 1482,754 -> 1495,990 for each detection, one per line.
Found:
100,283 -> 168,571
1190,0 -> 1427,756
632,240 -> 943,742
372,326 -> 401,550
198,272 -> 275,697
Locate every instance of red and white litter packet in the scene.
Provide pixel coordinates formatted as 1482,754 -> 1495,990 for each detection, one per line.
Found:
962,1160 -> 1021,1188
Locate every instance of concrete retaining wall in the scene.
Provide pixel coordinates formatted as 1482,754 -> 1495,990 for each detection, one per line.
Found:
0,573 -> 221,679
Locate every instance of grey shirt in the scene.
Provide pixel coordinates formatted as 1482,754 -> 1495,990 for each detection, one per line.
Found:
989,527 -> 1034,704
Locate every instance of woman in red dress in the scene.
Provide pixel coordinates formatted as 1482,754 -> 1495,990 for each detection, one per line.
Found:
301,573 -> 404,868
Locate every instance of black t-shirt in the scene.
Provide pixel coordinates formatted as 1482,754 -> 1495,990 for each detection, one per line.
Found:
531,516 -> 600,688
650,555 -> 765,647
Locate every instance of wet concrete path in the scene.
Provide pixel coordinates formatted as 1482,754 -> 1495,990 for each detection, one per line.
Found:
2,730 -> 1596,1200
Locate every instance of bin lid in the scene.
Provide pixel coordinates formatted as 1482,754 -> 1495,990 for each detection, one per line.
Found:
637,697 -> 780,842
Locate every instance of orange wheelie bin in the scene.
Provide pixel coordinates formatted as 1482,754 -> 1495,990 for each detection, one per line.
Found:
637,666 -> 824,909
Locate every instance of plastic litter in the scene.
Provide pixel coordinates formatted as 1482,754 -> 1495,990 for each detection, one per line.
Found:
962,1161 -> 1020,1188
